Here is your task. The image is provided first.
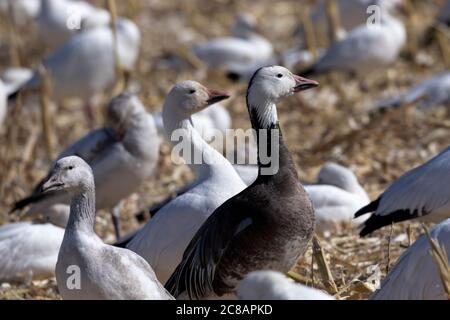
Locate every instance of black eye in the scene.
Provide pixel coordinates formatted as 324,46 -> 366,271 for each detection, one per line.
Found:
189,89 -> 196,94
276,73 -> 283,78
67,166 -> 74,170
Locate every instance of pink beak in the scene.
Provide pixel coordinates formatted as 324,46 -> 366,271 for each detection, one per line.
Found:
206,89 -> 230,105
293,75 -> 319,92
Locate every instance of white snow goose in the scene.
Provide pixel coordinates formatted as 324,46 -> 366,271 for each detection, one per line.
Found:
371,218 -> 450,300
305,162 -> 370,235
165,66 -> 318,299
237,270 -> 335,300
125,81 -> 247,284
37,0 -> 110,51
8,18 -> 140,124
355,145 -> 450,236
39,156 -> 173,300
193,13 -> 273,70
11,92 -> 160,239
301,2 -> 406,76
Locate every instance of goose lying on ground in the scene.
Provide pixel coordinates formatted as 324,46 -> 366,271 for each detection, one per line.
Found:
38,0 -> 110,51
126,81 -> 247,284
40,156 -> 172,300
165,66 -> 318,299
305,162 -> 369,235
375,71 -> 450,110
371,218 -> 450,300
301,2 -> 406,76
355,145 -> 450,236
194,13 -> 273,70
11,93 -> 160,239
8,18 -> 140,125
237,271 -> 335,300
0,205 -> 68,283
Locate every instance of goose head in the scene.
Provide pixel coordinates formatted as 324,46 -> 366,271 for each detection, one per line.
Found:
105,92 -> 144,138
164,80 -> 230,118
41,156 -> 94,194
247,66 -> 318,105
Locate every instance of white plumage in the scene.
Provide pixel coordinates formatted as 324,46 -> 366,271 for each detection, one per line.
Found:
13,18 -> 140,106
37,0 -> 110,50
375,72 -> 450,110
371,218 -> 450,300
1,67 -> 33,96
0,222 -> 63,283
305,6 -> 406,75
356,145 -> 450,236
194,14 -> 273,69
127,81 -> 246,284
237,271 -> 335,300
305,163 -> 370,235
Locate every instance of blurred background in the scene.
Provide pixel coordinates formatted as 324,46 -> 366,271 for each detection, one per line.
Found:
0,0 -> 449,299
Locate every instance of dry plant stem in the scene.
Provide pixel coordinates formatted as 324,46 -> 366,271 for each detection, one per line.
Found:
435,24 -> 450,69
422,224 -> 450,300
106,0 -> 123,95
300,2 -> 318,60
407,224 -> 413,247
39,68 -> 56,160
312,235 -> 338,294
386,223 -> 394,273
404,0 -> 418,56
325,0 -> 341,43
5,1 -> 21,66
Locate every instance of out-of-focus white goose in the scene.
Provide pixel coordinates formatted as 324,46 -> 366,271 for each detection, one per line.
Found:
237,271 -> 335,300
126,81 -> 247,284
355,145 -> 450,236
37,0 -> 110,50
375,72 -> 450,110
371,218 -> 450,300
305,163 -> 369,235
154,102 -> 232,143
8,18 -> 140,122
1,67 -> 33,96
11,93 -> 160,239
194,13 -> 273,69
0,205 -> 68,283
301,2 -> 406,76
40,156 -> 173,300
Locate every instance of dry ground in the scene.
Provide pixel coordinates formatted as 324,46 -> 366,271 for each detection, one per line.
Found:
0,0 -> 448,299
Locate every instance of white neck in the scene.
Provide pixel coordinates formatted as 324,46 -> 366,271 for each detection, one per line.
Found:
66,187 -> 96,236
162,103 -> 232,181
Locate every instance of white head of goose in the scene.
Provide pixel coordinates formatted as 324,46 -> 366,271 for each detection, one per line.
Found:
165,66 -> 318,299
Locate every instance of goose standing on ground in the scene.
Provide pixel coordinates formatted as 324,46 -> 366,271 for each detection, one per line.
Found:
165,66 -> 318,299
126,81 -> 247,284
194,13 -> 273,70
355,146 -> 450,236
375,71 -> 450,110
40,156 -> 172,300
11,93 -> 160,239
301,2 -> 406,76
305,162 -> 369,235
237,271 -> 335,300
8,18 -> 140,125
38,0 -> 110,50
0,205 -> 68,282
371,218 -> 450,300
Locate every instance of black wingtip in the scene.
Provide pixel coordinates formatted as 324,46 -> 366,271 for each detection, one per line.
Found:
226,71 -> 241,82
358,208 -> 419,237
354,198 -> 380,218
7,89 -> 20,103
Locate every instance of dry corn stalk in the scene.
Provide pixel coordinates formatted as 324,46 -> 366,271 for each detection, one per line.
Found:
312,235 -> 338,294
422,224 -> 450,300
5,1 -> 21,66
106,0 -> 124,94
38,66 -> 56,160
435,24 -> 450,68
299,1 -> 318,60
325,0 -> 341,43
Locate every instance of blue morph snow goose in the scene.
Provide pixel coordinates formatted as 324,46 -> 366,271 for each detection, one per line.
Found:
371,218 -> 450,300
40,156 -> 173,300
355,146 -> 450,236
165,66 -> 318,299
11,93 -> 160,239
126,81 -> 247,284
